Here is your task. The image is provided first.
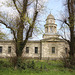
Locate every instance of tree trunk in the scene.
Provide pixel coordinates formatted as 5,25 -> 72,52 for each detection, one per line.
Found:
69,27 -> 75,65
69,27 -> 74,56
13,24 -> 24,68
68,0 -> 75,66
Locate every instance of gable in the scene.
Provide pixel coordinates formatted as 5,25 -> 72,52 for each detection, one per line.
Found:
41,37 -> 65,42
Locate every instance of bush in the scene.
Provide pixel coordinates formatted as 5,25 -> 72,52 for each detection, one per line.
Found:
31,61 -> 35,69
0,59 -> 12,68
10,58 -> 35,70
62,57 -> 75,69
27,60 -> 35,69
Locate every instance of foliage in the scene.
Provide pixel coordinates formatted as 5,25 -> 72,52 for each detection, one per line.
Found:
0,58 -> 12,69
0,0 -> 46,67
62,57 -> 75,69
0,30 -> 8,40
0,59 -> 75,75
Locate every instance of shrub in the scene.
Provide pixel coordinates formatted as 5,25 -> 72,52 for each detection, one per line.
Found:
62,57 -> 75,69
31,60 -> 35,69
0,59 -> 12,68
27,60 -> 35,69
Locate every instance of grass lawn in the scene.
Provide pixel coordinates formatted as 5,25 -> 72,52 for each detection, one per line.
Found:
0,59 -> 75,75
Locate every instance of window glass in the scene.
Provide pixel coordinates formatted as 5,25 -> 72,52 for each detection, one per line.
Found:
26,47 -> 29,53
47,27 -> 48,32
52,47 -> 55,53
8,46 -> 11,53
65,48 -> 67,54
0,46 -> 2,53
50,27 -> 52,32
35,47 -> 38,53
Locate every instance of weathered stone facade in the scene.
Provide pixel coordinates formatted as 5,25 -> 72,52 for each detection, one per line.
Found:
0,41 -> 16,57
0,14 -> 69,59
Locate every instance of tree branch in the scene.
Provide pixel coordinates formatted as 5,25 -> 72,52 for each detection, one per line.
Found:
0,20 -> 17,42
64,19 -> 70,26
68,0 -> 71,15
55,19 -> 70,26
23,0 -> 38,44
60,34 -> 70,44
12,0 -> 21,15
27,0 -> 34,6
17,0 -> 23,7
22,0 -> 28,16
20,0 -> 28,23
23,11 -> 38,48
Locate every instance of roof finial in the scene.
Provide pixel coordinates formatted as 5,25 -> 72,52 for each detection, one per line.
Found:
50,9 -> 53,14
50,11 -> 51,14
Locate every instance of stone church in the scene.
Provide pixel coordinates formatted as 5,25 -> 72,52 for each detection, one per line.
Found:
0,14 -> 69,59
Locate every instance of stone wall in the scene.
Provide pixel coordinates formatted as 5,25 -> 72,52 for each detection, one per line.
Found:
0,40 -> 69,59
41,40 -> 69,60
22,41 -> 41,59
0,41 -> 16,58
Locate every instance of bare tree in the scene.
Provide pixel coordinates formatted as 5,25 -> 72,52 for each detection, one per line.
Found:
64,0 -> 75,58
58,0 -> 75,66
0,0 -> 46,68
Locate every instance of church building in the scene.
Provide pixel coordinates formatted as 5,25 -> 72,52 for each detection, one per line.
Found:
0,14 -> 69,59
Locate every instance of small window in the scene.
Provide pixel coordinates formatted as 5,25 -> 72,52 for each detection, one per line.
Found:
65,48 -> 67,54
35,47 -> 38,54
52,47 -> 55,53
8,46 -> 11,53
26,47 -> 29,53
50,20 -> 52,23
0,46 -> 2,53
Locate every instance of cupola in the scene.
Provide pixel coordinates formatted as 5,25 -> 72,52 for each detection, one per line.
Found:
43,13 -> 59,39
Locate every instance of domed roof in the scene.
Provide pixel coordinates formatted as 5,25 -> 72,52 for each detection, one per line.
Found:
47,14 -> 54,19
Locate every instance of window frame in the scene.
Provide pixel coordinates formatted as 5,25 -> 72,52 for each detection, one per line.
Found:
8,46 -> 11,54
35,47 -> 38,54
50,27 -> 52,32
52,47 -> 55,54
26,47 -> 29,53
0,46 -> 2,53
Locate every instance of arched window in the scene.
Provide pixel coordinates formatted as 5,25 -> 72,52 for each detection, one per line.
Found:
50,20 -> 52,23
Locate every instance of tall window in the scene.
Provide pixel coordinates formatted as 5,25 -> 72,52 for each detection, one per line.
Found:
35,47 -> 38,54
52,47 -> 55,53
65,48 -> 67,54
50,27 -> 52,32
26,47 -> 29,53
47,27 -> 48,32
8,46 -> 11,53
0,46 -> 2,53
46,27 -> 48,33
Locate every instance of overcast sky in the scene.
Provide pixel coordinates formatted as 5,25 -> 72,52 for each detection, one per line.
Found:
0,0 -> 68,40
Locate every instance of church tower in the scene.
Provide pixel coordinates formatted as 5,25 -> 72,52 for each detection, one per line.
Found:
43,14 -> 59,39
